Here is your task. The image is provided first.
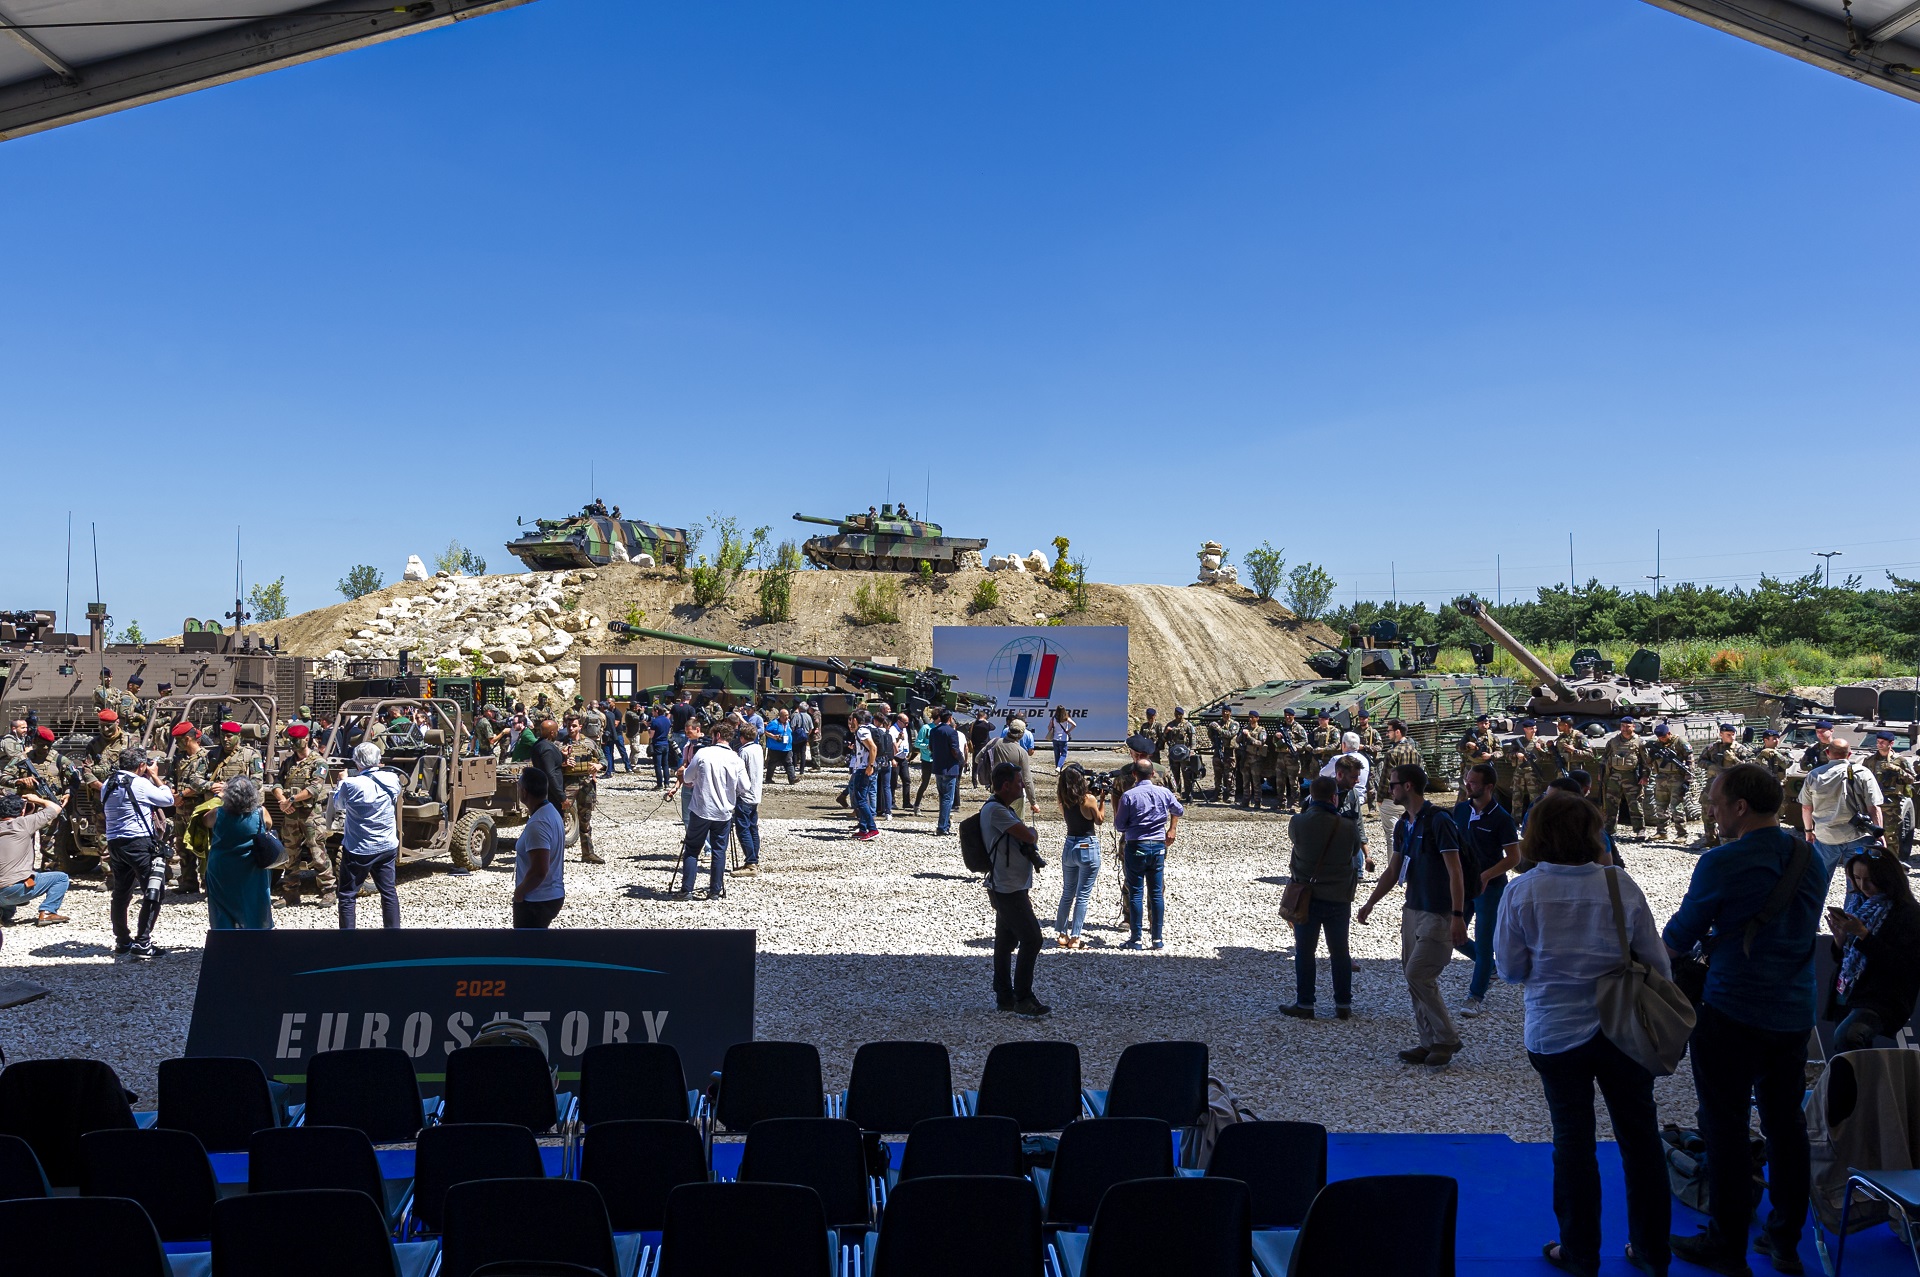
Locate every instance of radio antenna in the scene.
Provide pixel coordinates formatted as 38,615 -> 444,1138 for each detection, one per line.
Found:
90,521 -> 101,605
63,512 -> 72,633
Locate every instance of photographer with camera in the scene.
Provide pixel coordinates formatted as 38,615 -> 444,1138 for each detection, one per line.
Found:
0,788 -> 71,928
1802,740 -> 1885,876
102,747 -> 176,959
1053,763 -> 1107,949
982,761 -> 1049,1016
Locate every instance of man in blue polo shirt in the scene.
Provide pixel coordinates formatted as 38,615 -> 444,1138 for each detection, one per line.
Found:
1455,763 -> 1521,1019
1664,763 -> 1828,1277
1358,762 -> 1468,1068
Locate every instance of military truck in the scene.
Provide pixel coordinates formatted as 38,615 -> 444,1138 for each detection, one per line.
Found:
506,508 -> 689,571
793,505 -> 988,571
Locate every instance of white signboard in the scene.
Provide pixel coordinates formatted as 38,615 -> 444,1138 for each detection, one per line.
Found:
932,626 -> 1130,741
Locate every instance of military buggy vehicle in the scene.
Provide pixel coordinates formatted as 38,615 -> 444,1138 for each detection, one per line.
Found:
793,505 -> 987,571
507,509 -> 688,571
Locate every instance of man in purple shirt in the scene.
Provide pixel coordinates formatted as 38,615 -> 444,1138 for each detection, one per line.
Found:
1114,759 -> 1183,950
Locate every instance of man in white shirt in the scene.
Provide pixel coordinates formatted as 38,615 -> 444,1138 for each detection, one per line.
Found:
326,742 -> 404,930
512,767 -> 566,928
847,713 -> 879,840
101,747 -> 174,958
732,726 -> 766,878
1319,731 -> 1372,795
1802,740 -> 1885,874
681,721 -> 749,900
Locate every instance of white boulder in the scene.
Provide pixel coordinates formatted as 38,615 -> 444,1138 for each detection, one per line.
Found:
1024,550 -> 1050,574
633,553 -> 656,568
403,555 -> 430,582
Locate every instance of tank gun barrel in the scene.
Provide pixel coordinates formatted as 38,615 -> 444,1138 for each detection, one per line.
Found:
1452,597 -> 1575,700
792,513 -> 846,527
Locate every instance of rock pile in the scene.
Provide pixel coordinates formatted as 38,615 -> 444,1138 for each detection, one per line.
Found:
1196,541 -> 1238,585
987,549 -> 1053,574
325,571 -> 606,708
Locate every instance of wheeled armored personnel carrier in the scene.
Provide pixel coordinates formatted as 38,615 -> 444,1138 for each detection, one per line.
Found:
507,508 -> 689,571
792,505 -> 987,571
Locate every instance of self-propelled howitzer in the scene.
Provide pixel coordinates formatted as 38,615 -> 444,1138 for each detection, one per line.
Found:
607,623 -> 995,715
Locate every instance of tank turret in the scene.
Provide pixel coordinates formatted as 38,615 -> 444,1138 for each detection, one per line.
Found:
505,512 -> 688,572
790,506 -> 987,572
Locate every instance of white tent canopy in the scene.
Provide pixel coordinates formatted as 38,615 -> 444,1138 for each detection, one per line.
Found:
0,0 -> 536,142
1639,0 -> 1920,104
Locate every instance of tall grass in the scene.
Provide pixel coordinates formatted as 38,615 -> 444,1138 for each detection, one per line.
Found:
1428,639 -> 1899,688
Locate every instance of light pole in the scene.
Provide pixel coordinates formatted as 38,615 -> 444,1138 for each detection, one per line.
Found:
1814,550 -> 1842,588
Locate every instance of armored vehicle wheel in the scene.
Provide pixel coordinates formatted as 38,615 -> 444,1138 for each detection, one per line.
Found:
452,810 -> 498,870
817,723 -> 847,765
563,810 -> 580,849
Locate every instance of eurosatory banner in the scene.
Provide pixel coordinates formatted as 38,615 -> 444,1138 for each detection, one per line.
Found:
932,625 -> 1129,741
185,928 -> 755,1097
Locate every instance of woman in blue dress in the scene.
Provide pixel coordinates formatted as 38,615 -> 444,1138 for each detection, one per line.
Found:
207,775 -> 275,930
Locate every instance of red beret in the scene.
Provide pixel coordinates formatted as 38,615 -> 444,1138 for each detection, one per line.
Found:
96,709 -> 118,723
170,722 -> 197,738
219,721 -> 243,734
35,727 -> 55,742
287,724 -> 309,739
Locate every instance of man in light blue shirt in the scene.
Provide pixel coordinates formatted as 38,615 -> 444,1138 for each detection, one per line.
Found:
326,743 -> 403,929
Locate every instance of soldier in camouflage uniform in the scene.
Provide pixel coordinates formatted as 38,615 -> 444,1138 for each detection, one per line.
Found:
274,724 -> 336,904
167,723 -> 212,892
1552,715 -> 1596,778
11,727 -> 74,869
1380,718 -> 1423,807
1456,713 -> 1497,801
1506,719 -> 1549,819
1697,723 -> 1750,846
1135,709 -> 1164,763
1207,710 -> 1239,803
1865,732 -> 1916,858
1160,707 -> 1198,801
1237,712 -> 1268,809
565,717 -> 606,864
1351,710 -> 1382,811
86,710 -> 133,785
1308,710 -> 1342,779
94,668 -> 139,728
0,718 -> 26,768
1270,707 -> 1309,812
204,721 -> 266,792
1644,723 -> 1694,841
1599,717 -> 1649,838
1751,728 -> 1795,828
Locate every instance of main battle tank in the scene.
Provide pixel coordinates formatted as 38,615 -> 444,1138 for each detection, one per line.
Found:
792,505 -> 987,571
506,509 -> 689,572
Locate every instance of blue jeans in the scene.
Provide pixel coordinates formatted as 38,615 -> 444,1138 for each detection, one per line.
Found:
851,771 -> 878,833
1124,840 -> 1166,942
1055,835 -> 1101,937
1052,739 -> 1069,769
1293,897 -> 1352,1007
0,870 -> 70,918
1468,875 -> 1506,1000
936,774 -> 959,834
1818,835 -> 1876,877
603,732 -> 632,773
651,743 -> 671,789
681,814 -> 731,895
875,761 -> 894,817
733,801 -> 760,866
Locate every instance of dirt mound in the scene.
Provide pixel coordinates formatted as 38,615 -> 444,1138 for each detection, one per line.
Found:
243,566 -> 1334,719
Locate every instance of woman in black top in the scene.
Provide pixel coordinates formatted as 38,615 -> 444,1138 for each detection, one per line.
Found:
1053,765 -> 1106,949
1827,851 -> 1920,1051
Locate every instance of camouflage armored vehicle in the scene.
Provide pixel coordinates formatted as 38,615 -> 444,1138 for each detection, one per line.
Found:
1194,619 -> 1522,790
507,507 -> 689,571
793,505 -> 987,571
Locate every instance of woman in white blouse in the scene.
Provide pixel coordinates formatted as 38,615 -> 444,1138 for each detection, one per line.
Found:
1496,790 -> 1671,1277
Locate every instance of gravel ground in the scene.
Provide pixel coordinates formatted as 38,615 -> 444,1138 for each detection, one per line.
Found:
0,758 -> 1847,1140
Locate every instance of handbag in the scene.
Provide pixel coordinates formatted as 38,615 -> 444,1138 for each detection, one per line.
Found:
248,825 -> 287,871
1596,867 -> 1697,1076
1281,822 -> 1340,926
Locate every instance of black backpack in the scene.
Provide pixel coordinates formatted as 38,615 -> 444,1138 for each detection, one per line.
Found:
1401,802 -> 1482,902
959,802 -> 1005,876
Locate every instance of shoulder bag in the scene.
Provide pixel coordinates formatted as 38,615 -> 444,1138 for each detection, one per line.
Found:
1596,867 -> 1697,1076
1281,819 -> 1341,926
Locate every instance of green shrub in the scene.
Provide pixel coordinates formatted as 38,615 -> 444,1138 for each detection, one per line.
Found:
1048,537 -> 1074,591
852,578 -> 903,625
970,577 -> 1000,613
917,559 -> 934,587
1242,542 -> 1285,601
687,513 -> 769,609
757,541 -> 803,622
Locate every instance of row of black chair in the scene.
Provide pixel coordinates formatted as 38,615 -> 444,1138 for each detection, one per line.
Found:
0,1171 -> 1460,1277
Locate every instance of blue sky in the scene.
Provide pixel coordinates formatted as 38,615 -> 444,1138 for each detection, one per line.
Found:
3,0 -> 1916,637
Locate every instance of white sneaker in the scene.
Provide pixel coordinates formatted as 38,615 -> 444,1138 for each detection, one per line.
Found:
1459,996 -> 1485,1018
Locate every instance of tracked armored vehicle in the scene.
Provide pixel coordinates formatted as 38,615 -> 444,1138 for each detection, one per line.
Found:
793,505 -> 987,571
507,508 -> 688,571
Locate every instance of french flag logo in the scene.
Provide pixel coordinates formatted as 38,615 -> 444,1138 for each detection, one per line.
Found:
1008,651 -> 1059,700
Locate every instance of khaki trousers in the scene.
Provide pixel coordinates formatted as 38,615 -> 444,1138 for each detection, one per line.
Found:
1400,907 -> 1462,1050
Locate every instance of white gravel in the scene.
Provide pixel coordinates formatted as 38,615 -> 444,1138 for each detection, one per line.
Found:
0,766 -> 1847,1140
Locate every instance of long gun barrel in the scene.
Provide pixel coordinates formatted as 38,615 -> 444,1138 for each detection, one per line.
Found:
1452,597 -> 1576,700
792,513 -> 847,527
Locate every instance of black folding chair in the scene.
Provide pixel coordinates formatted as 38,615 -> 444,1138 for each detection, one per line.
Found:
212,1187 -> 438,1277
0,1195 -> 172,1277
1041,1118 -> 1174,1230
439,1177 -> 632,1277
1059,1176 -> 1253,1277
739,1117 -> 873,1240
410,1122 -> 545,1237
577,1119 -> 710,1233
867,1174 -> 1044,1277
1286,1174 -> 1457,1277
842,1041 -> 954,1130
0,1057 -> 137,1187
157,1056 -> 285,1153
575,1042 -> 697,1125
708,1041 -> 825,1164
79,1128 -> 219,1242
1207,1121 -> 1327,1229
441,1045 -> 561,1134
1084,1043 -> 1207,1145
248,1125 -> 414,1229
965,1041 -> 1082,1132
896,1116 -> 1025,1182
659,1181 -> 834,1277
302,1047 -> 430,1144
0,1133 -> 51,1199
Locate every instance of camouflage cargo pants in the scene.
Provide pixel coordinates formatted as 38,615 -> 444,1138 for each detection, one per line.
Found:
1509,772 -> 1542,821
1274,757 -> 1301,809
1602,770 -> 1644,833
1702,773 -> 1724,840
1649,777 -> 1690,835
1214,752 -> 1235,801
577,786 -> 599,861
280,815 -> 336,899
1237,760 -> 1261,806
